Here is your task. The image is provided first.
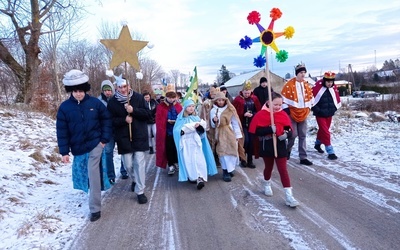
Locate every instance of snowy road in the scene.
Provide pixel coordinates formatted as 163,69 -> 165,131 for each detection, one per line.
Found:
68,152 -> 400,250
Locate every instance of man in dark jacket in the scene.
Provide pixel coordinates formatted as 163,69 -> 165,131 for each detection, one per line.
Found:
107,76 -> 151,204
253,76 -> 274,106
56,69 -> 112,222
143,91 -> 158,154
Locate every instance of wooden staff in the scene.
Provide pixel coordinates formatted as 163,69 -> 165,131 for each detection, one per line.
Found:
265,50 -> 278,157
125,62 -> 132,141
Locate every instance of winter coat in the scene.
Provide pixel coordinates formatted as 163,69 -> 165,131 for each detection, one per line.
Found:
97,80 -> 115,106
249,107 -> 292,158
311,79 -> 341,117
145,98 -> 158,124
232,92 -> 261,128
107,91 -> 151,154
253,85 -> 274,106
56,94 -> 112,156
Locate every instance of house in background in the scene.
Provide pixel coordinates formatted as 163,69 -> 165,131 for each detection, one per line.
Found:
224,69 -> 286,98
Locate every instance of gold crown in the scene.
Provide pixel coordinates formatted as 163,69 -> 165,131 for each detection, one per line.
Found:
323,71 -> 335,80
165,84 -> 175,93
242,80 -> 252,90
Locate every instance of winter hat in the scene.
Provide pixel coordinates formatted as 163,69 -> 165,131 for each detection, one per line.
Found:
219,85 -> 227,92
259,77 -> 267,84
62,69 -> 90,92
102,85 -> 112,91
295,63 -> 307,75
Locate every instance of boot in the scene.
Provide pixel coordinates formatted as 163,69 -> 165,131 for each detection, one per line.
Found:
314,144 -> 324,153
149,146 -> 154,154
264,180 -> 273,196
222,169 -> 231,182
284,187 -> 299,208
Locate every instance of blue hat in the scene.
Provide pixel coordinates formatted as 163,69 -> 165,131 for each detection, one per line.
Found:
183,99 -> 195,109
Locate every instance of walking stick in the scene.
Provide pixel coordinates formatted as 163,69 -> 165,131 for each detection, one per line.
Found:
125,62 -> 132,141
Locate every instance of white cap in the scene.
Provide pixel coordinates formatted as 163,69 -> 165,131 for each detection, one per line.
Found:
62,69 -> 89,86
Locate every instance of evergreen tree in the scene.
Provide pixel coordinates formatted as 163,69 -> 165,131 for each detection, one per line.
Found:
219,65 -> 231,85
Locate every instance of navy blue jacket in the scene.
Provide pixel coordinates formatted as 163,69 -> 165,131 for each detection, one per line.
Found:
56,94 -> 112,156
311,89 -> 337,117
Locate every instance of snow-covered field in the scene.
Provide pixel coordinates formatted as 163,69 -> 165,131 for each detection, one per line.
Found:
0,97 -> 399,249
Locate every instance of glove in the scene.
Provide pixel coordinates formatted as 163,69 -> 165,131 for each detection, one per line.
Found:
278,132 -> 288,141
270,125 -> 276,134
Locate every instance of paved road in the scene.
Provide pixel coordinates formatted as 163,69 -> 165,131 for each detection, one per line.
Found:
69,152 -> 400,250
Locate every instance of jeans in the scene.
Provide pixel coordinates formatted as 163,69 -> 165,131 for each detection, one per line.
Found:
105,137 -> 127,179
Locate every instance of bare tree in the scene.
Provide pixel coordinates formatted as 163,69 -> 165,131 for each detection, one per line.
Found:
0,0 -> 84,104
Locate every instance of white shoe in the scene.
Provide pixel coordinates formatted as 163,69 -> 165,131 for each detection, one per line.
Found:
168,166 -> 175,175
264,180 -> 273,196
284,187 -> 299,207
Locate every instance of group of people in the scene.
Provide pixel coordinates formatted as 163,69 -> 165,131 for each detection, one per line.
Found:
56,63 -> 341,221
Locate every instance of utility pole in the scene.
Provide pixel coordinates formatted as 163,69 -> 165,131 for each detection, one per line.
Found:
348,64 -> 356,91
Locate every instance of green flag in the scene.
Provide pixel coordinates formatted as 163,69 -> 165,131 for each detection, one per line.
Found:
183,66 -> 198,103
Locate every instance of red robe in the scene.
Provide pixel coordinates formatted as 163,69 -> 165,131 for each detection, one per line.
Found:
249,106 -> 292,158
155,101 -> 182,168
232,92 -> 261,123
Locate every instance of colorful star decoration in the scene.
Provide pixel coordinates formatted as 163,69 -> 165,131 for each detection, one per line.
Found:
100,25 -> 148,71
239,8 -> 295,68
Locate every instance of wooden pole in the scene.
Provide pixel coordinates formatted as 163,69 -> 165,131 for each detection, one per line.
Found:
125,62 -> 132,141
265,50 -> 278,157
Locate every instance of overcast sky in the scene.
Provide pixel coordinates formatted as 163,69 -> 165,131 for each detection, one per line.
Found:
84,0 -> 400,84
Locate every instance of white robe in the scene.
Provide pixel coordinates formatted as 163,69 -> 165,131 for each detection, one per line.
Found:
179,120 -> 208,181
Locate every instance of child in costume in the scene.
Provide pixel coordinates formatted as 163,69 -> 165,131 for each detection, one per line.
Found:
210,92 -> 245,182
155,84 -> 182,175
173,100 -> 218,190
249,92 -> 299,207
311,71 -> 341,160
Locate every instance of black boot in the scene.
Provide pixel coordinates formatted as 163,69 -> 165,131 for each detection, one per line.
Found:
314,144 -> 324,153
328,154 -> 338,160
247,157 -> 256,169
222,169 -> 232,182
149,146 -> 154,154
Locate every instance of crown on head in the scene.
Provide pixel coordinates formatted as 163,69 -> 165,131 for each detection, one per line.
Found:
243,80 -> 252,90
295,63 -> 306,70
323,71 -> 335,80
165,84 -> 175,93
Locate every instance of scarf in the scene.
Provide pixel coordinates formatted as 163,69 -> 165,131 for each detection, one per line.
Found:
115,89 -> 134,104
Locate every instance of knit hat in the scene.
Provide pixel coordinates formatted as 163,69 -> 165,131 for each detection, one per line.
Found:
242,80 -> 252,91
295,63 -> 307,75
219,85 -> 227,91
259,77 -> 267,84
323,71 -> 336,80
62,69 -> 90,92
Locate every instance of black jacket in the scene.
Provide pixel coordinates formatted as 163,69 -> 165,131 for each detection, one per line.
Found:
311,90 -> 337,117
108,92 -> 151,153
253,85 -> 274,106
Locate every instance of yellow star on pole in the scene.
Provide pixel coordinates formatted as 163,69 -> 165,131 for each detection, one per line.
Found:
100,25 -> 148,71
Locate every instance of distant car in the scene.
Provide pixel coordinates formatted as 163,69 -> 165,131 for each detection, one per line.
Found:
360,91 -> 380,98
352,91 -> 363,98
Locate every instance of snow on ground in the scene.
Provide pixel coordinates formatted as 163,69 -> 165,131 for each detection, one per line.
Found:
0,97 -> 399,249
